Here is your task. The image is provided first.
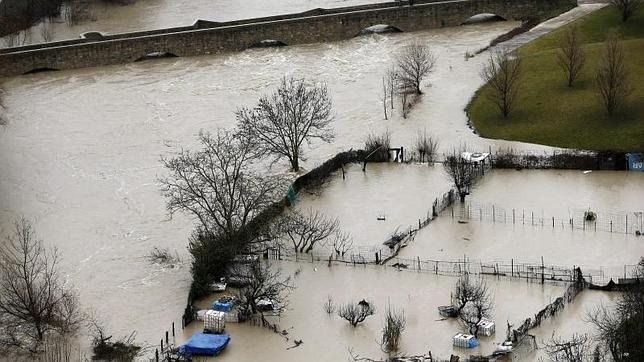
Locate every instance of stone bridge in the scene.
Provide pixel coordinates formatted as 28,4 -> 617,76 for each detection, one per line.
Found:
0,0 -> 576,77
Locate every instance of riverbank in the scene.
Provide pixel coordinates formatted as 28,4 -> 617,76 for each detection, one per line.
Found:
467,6 -> 644,152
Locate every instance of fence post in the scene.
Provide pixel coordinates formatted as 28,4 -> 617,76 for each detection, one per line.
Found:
610,220 -> 613,233
417,256 -> 421,271
626,214 -> 628,233
522,210 -> 525,225
451,207 -> 454,219
552,217 -> 554,227
493,205 -> 495,222
172,322 -> 175,337
161,339 -> 164,352
513,209 -> 515,224
532,212 -> 534,226
165,331 -> 168,344
435,261 -> 438,274
419,219 -> 421,229
541,256 -> 545,285
156,349 -> 159,362
511,258 -> 514,277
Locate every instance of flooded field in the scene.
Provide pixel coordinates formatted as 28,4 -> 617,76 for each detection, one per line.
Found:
184,260 -> 564,361
394,169 -> 644,273
468,169 -> 644,216
293,163 -> 451,249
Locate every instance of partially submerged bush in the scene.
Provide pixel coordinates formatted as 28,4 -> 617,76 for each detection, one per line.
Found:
364,132 -> 391,162
338,300 -> 375,327
414,129 -> 439,163
147,246 -> 180,266
89,316 -> 141,361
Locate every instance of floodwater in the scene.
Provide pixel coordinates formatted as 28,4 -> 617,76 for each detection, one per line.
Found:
293,163 -> 452,249
0,2 -> 616,359
469,169 -> 644,216
183,260 -> 564,361
393,169 -> 644,274
1,0 -> 386,46
0,20 -> 524,351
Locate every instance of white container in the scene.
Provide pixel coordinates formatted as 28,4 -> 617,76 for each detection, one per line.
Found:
477,319 -> 496,336
204,310 -> 225,333
453,333 -> 478,348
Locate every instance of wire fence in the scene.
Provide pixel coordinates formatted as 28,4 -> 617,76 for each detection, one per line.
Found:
442,201 -> 644,235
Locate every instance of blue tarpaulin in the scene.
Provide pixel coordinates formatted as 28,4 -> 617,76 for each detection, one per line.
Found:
180,333 -> 230,356
213,301 -> 232,312
627,153 -> 644,172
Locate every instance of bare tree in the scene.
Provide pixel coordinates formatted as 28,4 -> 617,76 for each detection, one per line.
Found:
236,77 -> 335,172
452,275 -> 493,337
595,32 -> 632,115
0,87 -> 7,126
396,41 -> 436,95
323,296 -> 335,314
159,130 -> 285,238
381,77 -> 388,120
327,230 -> 353,258
381,305 -> 406,355
480,47 -> 522,118
443,154 -> 479,202
274,208 -> 339,254
40,17 -> 55,43
338,300 -> 375,327
556,26 -> 585,87
587,258 -> 644,360
63,0 -> 94,26
543,333 -> 595,362
236,262 -> 294,322
385,67 -> 397,110
414,129 -> 439,163
610,0 -> 641,21
0,218 -> 82,351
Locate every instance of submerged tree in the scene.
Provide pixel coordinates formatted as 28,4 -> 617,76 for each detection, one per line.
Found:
274,208 -> 339,254
595,32 -> 632,115
453,275 -> 493,337
159,130 -> 285,238
443,154 -> 479,202
236,262 -> 294,322
543,333 -> 595,362
338,300 -> 376,327
556,26 -> 586,87
414,129 -> 439,163
480,47 -> 522,118
587,258 -> 644,360
0,218 -> 83,351
610,0 -> 641,22
236,77 -> 335,172
396,41 -> 437,95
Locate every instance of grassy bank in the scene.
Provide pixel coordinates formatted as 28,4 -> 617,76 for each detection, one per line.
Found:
467,7 -> 644,152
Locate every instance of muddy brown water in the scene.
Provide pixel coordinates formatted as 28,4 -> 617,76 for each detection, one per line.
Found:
184,260 -> 564,361
0,3 -> 622,360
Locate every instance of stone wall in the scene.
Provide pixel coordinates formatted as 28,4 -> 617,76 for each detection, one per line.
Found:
0,0 -> 577,77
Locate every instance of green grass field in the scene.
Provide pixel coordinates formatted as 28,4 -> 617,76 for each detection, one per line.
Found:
467,7 -> 644,152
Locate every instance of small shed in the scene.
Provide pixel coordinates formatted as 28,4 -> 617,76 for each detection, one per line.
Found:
453,333 -> 479,348
477,318 -> 495,336
203,310 -> 225,334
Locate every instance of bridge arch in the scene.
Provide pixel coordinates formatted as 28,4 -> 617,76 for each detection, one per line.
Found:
23,67 -> 59,75
134,51 -> 179,62
357,24 -> 403,36
461,11 -> 513,25
246,39 -> 288,49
